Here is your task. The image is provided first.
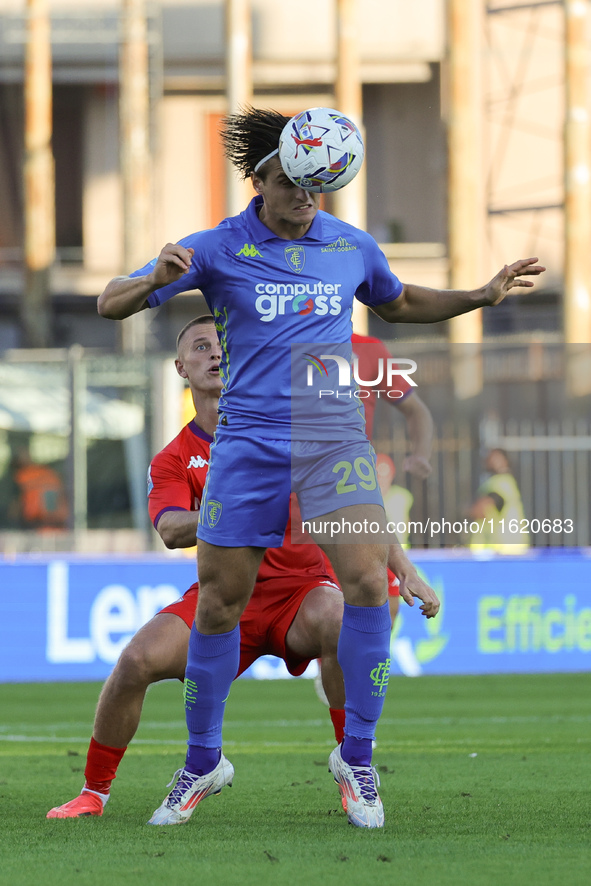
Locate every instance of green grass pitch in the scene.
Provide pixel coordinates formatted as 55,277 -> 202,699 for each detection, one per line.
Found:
1,673 -> 590,886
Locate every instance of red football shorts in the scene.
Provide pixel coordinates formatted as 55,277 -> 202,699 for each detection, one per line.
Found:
388,568 -> 401,597
158,575 -> 340,677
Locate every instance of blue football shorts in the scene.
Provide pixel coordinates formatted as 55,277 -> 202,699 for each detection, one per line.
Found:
197,430 -> 384,548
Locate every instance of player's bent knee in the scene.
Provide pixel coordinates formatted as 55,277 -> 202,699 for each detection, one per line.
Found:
114,643 -> 155,686
114,637 -> 177,686
196,583 -> 252,632
340,564 -> 389,607
296,585 -> 343,654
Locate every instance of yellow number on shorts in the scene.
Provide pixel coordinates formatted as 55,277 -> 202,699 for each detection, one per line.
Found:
333,457 -> 377,494
354,457 -> 377,490
333,460 -> 357,494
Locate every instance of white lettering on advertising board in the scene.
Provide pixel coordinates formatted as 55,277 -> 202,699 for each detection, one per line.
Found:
46,561 -> 180,664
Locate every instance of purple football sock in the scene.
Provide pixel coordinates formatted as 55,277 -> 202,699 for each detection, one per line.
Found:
337,601 -> 391,765
341,735 -> 373,767
183,623 -> 239,775
185,745 -> 221,777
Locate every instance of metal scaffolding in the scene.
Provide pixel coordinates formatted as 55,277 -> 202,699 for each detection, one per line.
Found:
485,0 -> 591,343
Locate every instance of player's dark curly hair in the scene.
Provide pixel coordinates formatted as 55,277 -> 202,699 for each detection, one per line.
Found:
221,107 -> 291,180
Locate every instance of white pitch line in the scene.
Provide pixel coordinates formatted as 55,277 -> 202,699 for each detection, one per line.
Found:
1,713 -> 590,742
0,735 -> 334,749
0,714 -> 591,745
0,735 -> 186,745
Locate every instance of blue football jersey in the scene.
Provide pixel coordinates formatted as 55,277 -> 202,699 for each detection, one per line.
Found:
132,196 -> 402,439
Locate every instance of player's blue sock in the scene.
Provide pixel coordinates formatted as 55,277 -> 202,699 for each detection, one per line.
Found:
184,623 -> 240,775
338,601 -> 391,766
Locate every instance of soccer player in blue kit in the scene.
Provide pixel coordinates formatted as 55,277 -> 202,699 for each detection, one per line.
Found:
98,108 -> 545,829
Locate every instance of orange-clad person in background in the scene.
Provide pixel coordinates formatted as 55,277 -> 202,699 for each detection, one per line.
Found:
10,446 -> 68,531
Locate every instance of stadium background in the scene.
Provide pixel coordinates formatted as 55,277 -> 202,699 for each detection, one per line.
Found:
0,0 -> 590,682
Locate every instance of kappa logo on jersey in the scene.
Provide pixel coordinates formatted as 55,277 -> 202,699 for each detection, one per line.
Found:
284,245 -> 305,274
254,281 -> 343,322
205,499 -> 223,528
186,455 -> 208,469
146,465 -> 154,496
321,237 -> 357,253
236,243 -> 263,259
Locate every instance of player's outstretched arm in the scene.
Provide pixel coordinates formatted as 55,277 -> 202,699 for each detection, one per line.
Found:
97,243 -> 195,320
373,257 -> 546,325
97,274 -> 154,319
387,543 -> 440,618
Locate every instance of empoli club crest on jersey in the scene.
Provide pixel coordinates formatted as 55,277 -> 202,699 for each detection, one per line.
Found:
206,499 -> 223,528
284,245 -> 305,273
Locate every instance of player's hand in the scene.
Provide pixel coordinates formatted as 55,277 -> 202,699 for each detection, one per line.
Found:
398,569 -> 440,619
149,243 -> 195,288
403,454 -> 432,479
484,257 -> 546,307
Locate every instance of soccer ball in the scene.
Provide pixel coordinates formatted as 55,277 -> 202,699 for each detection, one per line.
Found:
278,107 -> 364,193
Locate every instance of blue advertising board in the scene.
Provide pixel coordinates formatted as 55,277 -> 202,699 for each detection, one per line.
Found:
1,558 -> 195,682
1,550 -> 590,682
393,549 -> 591,676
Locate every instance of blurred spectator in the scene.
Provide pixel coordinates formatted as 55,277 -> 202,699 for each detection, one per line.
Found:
9,445 -> 69,531
468,448 -> 530,554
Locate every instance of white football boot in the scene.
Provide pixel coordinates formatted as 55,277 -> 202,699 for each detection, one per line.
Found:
328,744 -> 384,828
147,755 -> 234,825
